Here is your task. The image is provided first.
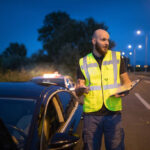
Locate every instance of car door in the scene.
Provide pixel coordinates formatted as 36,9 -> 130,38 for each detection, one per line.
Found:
40,89 -> 81,150
40,93 -> 65,150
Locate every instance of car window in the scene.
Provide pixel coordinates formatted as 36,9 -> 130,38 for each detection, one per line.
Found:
54,91 -> 80,134
41,95 -> 64,150
56,92 -> 76,121
43,99 -> 59,140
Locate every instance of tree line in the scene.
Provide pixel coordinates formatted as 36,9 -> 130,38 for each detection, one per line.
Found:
0,11 -> 116,74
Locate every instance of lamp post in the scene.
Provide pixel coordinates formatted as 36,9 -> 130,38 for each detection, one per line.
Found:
122,51 -> 132,71
145,33 -> 148,71
122,51 -> 128,69
128,44 -> 142,73
136,30 -> 149,72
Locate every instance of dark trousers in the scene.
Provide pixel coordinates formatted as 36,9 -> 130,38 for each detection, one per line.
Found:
83,113 -> 125,150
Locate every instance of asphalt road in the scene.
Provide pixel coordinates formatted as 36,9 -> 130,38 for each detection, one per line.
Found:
122,73 -> 150,150
75,72 -> 150,150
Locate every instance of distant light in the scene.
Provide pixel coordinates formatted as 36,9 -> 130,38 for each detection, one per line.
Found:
129,52 -> 132,55
136,65 -> 141,68
136,30 -> 141,35
122,52 -> 125,55
138,45 -> 142,49
128,45 -> 132,49
144,65 -> 148,68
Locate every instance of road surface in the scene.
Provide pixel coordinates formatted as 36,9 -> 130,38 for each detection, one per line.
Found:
75,73 -> 150,150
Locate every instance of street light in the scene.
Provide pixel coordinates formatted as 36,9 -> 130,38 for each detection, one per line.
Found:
138,44 -> 142,49
128,45 -> 132,49
136,30 -> 141,35
122,52 -> 125,56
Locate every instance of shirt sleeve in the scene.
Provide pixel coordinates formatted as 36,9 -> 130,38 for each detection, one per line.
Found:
76,63 -> 85,80
120,56 -> 127,74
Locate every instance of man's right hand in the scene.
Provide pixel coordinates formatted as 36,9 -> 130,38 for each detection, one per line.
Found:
75,86 -> 89,96
75,79 -> 89,96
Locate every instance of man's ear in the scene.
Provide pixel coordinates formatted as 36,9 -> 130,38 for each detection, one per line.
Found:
92,38 -> 96,45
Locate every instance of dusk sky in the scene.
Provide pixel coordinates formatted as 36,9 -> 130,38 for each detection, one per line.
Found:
0,0 -> 150,65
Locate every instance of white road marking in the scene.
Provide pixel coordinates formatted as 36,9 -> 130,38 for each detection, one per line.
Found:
144,80 -> 150,84
135,93 -> 150,110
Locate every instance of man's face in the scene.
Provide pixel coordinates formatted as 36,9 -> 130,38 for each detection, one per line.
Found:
93,31 -> 109,55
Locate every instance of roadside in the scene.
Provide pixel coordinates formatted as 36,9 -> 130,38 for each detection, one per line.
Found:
128,72 -> 150,80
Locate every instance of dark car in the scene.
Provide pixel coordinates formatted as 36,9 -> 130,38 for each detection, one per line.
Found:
0,81 -> 83,150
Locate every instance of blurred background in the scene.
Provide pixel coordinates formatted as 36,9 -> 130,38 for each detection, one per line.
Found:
0,0 -> 150,81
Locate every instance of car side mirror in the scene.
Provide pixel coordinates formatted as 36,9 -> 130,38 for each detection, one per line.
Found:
48,133 -> 79,150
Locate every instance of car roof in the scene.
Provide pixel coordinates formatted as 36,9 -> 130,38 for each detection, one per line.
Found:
32,75 -> 65,80
0,82 -> 48,100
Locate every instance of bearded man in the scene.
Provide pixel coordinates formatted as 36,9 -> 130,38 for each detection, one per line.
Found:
76,29 -> 131,150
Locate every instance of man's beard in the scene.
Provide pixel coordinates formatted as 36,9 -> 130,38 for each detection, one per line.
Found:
95,42 -> 108,56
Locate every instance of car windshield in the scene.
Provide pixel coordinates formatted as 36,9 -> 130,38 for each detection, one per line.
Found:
0,98 -> 36,148
32,78 -> 65,86
45,78 -> 65,85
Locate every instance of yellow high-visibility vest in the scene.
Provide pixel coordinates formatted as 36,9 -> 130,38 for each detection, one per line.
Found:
79,50 -> 122,112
